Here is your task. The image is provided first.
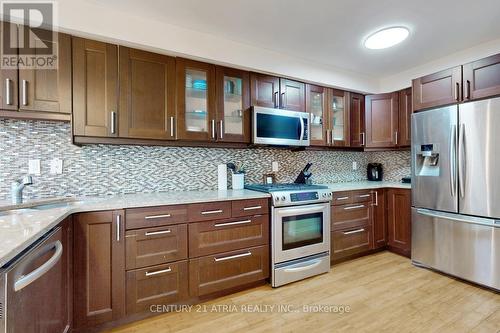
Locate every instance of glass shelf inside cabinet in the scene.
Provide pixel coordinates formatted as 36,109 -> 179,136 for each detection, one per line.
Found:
223,76 -> 244,135
330,95 -> 345,141
310,91 -> 324,141
186,69 -> 208,132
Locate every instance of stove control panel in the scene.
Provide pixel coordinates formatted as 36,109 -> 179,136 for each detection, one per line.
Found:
290,191 -> 319,202
272,189 -> 332,207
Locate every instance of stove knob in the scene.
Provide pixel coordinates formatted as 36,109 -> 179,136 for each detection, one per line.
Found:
328,192 -> 332,197
275,196 -> 280,202
281,196 -> 286,201
322,193 -> 327,198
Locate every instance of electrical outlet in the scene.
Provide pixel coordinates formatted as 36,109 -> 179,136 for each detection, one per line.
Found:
50,158 -> 63,175
272,161 -> 279,172
28,159 -> 41,175
352,161 -> 358,170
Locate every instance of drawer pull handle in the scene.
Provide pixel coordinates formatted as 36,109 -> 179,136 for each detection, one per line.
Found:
344,205 -> 365,210
357,194 -> 371,198
215,219 -> 252,227
343,228 -> 365,235
214,251 -> 251,262
201,209 -> 223,215
145,230 -> 171,236
336,196 -> 349,200
145,267 -> 172,276
243,205 -> 262,211
145,214 -> 171,220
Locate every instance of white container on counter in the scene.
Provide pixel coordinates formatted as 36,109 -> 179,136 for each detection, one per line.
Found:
232,173 -> 245,190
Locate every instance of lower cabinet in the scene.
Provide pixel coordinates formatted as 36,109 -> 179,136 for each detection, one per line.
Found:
371,188 -> 387,249
331,226 -> 372,261
387,188 -> 412,257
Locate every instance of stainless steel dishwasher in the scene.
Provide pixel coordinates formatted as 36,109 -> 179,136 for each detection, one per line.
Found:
0,225 -> 70,333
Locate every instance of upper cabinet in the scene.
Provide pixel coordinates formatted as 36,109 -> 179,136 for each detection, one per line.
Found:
365,92 -> 399,148
462,53 -> 500,102
329,89 -> 350,147
306,84 -> 328,146
0,22 -> 18,111
72,38 -> 118,138
119,47 -> 176,140
176,58 -> 216,141
349,92 -> 365,148
251,73 -> 305,112
398,88 -> 412,147
412,66 -> 461,111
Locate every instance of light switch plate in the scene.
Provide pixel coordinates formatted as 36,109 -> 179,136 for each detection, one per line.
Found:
28,159 -> 41,175
50,158 -> 63,175
272,161 -> 279,172
352,161 -> 358,170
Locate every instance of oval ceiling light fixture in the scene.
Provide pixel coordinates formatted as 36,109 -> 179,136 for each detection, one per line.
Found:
364,26 -> 410,50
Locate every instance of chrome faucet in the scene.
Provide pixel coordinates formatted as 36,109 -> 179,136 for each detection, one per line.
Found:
11,176 -> 33,205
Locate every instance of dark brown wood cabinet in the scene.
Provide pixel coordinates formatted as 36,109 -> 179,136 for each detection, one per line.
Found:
0,22 -> 18,112
251,73 -> 305,111
398,88 -> 412,147
332,226 -> 372,261
350,92 -> 365,147
119,47 -> 176,140
365,92 -> 399,148
73,210 -> 125,329
306,84 -> 329,146
462,53 -> 500,102
371,189 -> 387,249
72,37 -> 118,137
280,78 -> 305,111
412,66 -> 462,111
386,188 -> 411,257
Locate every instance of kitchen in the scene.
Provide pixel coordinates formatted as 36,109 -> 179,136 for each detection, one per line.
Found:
0,1 -> 499,332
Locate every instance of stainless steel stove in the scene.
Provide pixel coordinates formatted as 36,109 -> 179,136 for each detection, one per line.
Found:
245,183 -> 332,287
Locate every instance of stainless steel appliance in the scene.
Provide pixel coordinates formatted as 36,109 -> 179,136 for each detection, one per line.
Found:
411,97 -> 500,290
252,106 -> 310,146
245,183 -> 331,287
367,163 -> 383,181
0,226 -> 70,333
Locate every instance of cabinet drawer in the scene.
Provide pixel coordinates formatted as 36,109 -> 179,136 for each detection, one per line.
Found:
331,226 -> 372,261
126,205 -> 188,229
125,224 -> 188,269
189,245 -> 269,297
351,190 -> 373,204
189,214 -> 269,258
332,191 -> 352,205
231,198 -> 269,218
332,203 -> 371,231
188,201 -> 232,222
126,260 -> 189,314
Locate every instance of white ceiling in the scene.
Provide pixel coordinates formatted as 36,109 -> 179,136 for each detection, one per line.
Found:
91,0 -> 500,78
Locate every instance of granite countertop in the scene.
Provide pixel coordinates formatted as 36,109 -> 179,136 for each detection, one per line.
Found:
0,181 -> 411,268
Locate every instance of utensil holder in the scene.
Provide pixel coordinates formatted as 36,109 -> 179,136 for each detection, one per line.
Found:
232,173 -> 245,190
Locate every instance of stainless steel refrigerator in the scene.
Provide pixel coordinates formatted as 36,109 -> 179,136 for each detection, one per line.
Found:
411,97 -> 500,291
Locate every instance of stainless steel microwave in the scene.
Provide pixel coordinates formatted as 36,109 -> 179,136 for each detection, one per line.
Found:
252,106 -> 310,146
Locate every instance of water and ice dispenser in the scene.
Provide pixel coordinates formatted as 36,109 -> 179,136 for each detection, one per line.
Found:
415,144 -> 440,176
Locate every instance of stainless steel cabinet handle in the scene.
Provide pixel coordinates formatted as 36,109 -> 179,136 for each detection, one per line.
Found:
455,82 -> 460,101
5,78 -> 12,105
357,194 -> 371,198
211,119 -> 216,139
145,229 -> 171,236
14,240 -> 63,292
361,132 -> 365,146
466,80 -> 471,100
274,92 -> 279,108
343,228 -> 365,235
331,129 -> 335,145
201,209 -> 223,215
395,131 -> 398,145
214,251 -> 251,262
219,120 -> 224,139
116,214 -> 121,242
215,219 -> 251,227
170,116 -> 175,137
374,191 -> 378,206
336,196 -> 349,201
243,205 -> 262,211
326,129 -> 331,144
22,79 -> 28,106
145,267 -> 171,277
110,111 -> 117,134
458,123 -> 466,198
280,92 -> 285,108
450,125 -> 457,197
145,214 -> 171,220
344,204 -> 365,210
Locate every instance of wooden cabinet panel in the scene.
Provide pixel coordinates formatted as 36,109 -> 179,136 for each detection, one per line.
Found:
189,245 -> 269,297
72,37 -> 118,137
119,47 -> 176,140
125,224 -> 188,270
331,226 -> 372,261
189,214 -> 269,258
0,22 -> 18,111
365,92 -> 399,148
231,198 -> 269,218
331,203 -> 371,231
412,66 -> 462,111
280,78 -> 305,112
250,73 -> 279,108
351,190 -> 373,204
188,201 -> 232,222
371,189 -> 387,249
398,88 -> 412,147
307,84 -> 329,146
216,66 -> 251,143
126,260 -> 189,314
332,191 -> 353,205
387,188 -> 411,257
350,92 -> 365,147
18,29 -> 71,114
125,205 -> 188,230
463,53 -> 500,101
73,210 -> 125,329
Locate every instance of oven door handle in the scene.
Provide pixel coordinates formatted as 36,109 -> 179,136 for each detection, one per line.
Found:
283,258 -> 323,272
274,203 -> 329,216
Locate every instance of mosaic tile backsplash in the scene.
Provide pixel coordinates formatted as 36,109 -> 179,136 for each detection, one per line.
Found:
0,119 -> 411,201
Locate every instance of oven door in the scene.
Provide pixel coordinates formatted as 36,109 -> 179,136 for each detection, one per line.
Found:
272,202 -> 330,263
253,106 -> 309,146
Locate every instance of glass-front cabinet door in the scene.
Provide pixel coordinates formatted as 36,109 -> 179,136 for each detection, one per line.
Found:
329,88 -> 350,147
177,58 -> 216,141
306,84 -> 328,146
216,67 -> 251,143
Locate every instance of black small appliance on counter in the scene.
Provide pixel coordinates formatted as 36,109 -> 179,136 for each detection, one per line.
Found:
367,163 -> 383,181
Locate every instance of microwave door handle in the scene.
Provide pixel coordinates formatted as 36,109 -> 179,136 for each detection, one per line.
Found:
299,117 -> 305,140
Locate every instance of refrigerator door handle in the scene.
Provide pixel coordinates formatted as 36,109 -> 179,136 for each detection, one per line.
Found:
450,125 -> 457,197
458,123 -> 466,198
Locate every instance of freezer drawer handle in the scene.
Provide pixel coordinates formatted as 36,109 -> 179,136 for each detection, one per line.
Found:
201,209 -> 223,215
344,204 -> 365,210
214,251 -> 251,262
145,230 -> 171,236
416,209 -> 497,228
145,214 -> 171,220
14,240 -> 63,292
145,267 -> 171,277
214,219 -> 252,227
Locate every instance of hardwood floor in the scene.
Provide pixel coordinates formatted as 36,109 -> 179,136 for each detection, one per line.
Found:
107,251 -> 500,333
